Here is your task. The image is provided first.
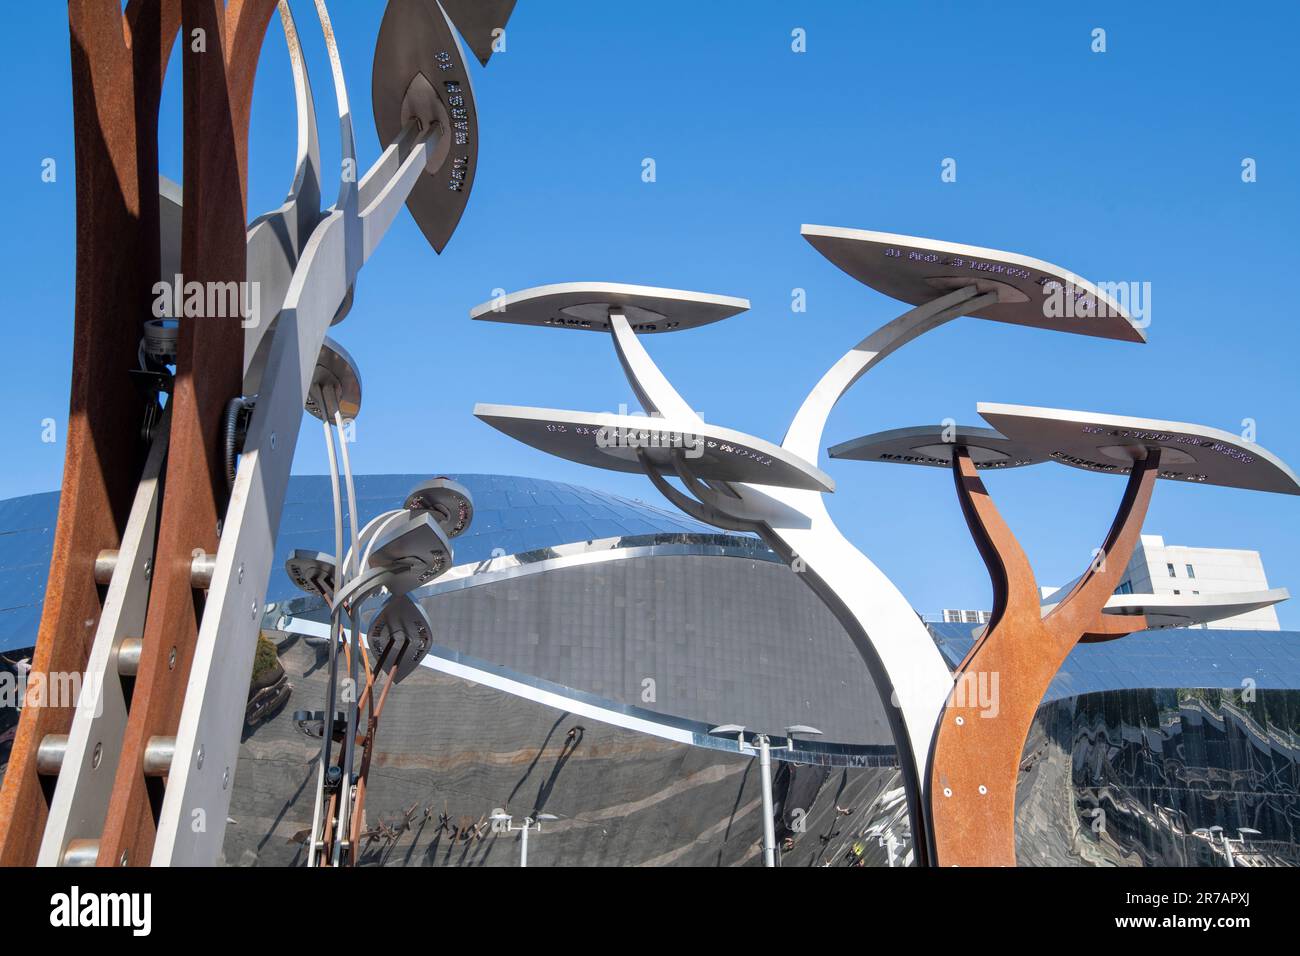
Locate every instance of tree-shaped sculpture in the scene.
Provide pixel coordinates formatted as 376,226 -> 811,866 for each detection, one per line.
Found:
831,407 -> 1299,865
1,0 -> 520,868
472,226 -> 1148,863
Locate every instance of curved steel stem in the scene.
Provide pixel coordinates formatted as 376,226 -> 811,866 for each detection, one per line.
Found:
782,287 -> 995,462
610,311 -> 702,422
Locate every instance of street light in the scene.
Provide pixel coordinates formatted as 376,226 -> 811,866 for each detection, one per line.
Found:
709,723 -> 822,867
491,812 -> 558,867
1225,827 -> 1262,867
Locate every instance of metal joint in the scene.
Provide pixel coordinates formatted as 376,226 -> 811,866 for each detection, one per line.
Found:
142,736 -> 176,777
36,735 -> 68,776
61,839 -> 101,867
190,552 -> 217,591
117,637 -> 143,677
93,549 -> 118,587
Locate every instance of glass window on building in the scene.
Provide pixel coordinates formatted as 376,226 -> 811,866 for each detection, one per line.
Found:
1186,564 -> 1196,579
1167,562 -> 1176,577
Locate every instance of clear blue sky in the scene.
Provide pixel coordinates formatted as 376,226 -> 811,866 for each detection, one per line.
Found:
2,1 -> 1297,624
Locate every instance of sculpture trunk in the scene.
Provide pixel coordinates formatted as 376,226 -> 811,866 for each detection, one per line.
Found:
929,447 -> 1159,866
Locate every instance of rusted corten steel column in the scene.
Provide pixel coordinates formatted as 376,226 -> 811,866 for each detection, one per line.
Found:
928,445 -> 1161,867
98,0 -> 279,867
0,0 -> 180,867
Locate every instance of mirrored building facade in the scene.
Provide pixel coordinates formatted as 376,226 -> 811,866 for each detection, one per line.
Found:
2,476 -> 1297,865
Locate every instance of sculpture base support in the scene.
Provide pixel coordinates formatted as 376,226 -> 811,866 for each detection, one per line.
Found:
929,446 -> 1159,866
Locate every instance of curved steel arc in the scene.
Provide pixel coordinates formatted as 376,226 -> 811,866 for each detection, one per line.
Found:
631,450 -> 758,533
280,0 -> 322,220
610,311 -> 702,423
782,286 -> 994,463
312,0 -> 357,216
243,0 -> 323,388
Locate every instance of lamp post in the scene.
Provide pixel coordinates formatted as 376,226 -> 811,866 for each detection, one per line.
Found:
491,812 -> 558,867
710,723 -> 822,867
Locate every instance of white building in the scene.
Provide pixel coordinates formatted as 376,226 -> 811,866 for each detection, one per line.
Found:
938,609 -> 992,625
1110,534 -> 1279,630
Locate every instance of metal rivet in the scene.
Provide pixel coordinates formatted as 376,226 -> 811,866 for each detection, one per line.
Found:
168,646 -> 177,670
251,600 -> 258,620
143,559 -> 152,578
92,742 -> 102,769
238,562 -> 245,583
955,716 -> 965,726
269,432 -> 276,449
119,850 -> 128,867
978,785 -> 988,795
196,745 -> 205,770
223,767 -> 230,790
943,787 -> 952,798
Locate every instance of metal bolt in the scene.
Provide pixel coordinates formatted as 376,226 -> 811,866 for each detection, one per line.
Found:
143,558 -> 152,578
251,600 -> 258,620
955,716 -> 965,726
978,785 -> 988,795
238,562 -> 245,583
92,742 -> 102,769
943,787 -> 952,798
223,767 -> 230,790
168,646 -> 177,670
269,432 -> 276,449
119,850 -> 128,867
196,745 -> 205,770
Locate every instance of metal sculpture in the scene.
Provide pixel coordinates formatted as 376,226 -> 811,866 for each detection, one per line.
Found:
832,407 -> 1299,865
1,0 -> 518,867
471,227 -> 1148,863
289,473 -> 473,867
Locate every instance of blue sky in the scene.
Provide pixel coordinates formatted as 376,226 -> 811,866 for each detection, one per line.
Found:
2,1 -> 1297,624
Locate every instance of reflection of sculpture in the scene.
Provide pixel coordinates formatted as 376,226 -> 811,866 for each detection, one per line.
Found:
834,406 -> 1298,865
472,227 -> 1152,863
0,0 -> 518,868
